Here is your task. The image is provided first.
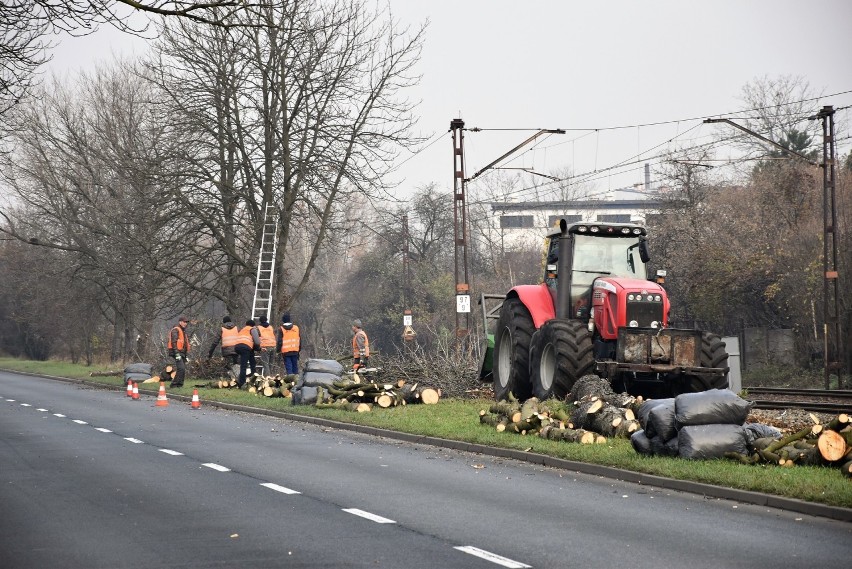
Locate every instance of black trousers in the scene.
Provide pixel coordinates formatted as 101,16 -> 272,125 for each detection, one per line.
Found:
171,355 -> 186,387
234,344 -> 255,386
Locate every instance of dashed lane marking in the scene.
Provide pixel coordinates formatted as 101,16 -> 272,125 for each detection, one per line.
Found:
94,428 -> 112,433
202,463 -> 230,472
20,403 -> 31,407
36,408 -> 48,412
159,449 -> 184,456
5,399 -> 15,402
53,414 -> 65,417
342,508 -> 395,524
124,437 -> 144,444
454,546 -> 532,568
72,420 -> 88,425
260,482 -> 300,495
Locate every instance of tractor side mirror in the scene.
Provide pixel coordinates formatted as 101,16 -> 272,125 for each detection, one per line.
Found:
638,238 -> 650,263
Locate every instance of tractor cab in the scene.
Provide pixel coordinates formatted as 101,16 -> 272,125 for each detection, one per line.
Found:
544,221 -> 650,322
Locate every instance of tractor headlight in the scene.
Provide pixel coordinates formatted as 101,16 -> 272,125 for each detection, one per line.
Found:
650,321 -> 660,329
654,295 -> 661,301
629,320 -> 639,327
621,227 -> 630,234
628,294 -> 635,301
633,228 -> 642,234
590,226 -> 599,233
577,226 -> 588,232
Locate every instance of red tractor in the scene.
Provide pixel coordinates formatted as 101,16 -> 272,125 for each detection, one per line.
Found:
488,219 -> 729,401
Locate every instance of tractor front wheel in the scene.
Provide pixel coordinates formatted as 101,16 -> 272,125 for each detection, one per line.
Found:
493,297 -> 535,401
530,319 -> 595,401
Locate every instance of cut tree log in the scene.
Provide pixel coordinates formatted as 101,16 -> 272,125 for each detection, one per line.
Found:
817,430 -> 849,462
840,460 -> 852,479
418,386 -> 440,405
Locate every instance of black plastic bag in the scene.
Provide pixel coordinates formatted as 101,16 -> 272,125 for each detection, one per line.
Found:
637,398 -> 674,432
675,389 -> 752,428
301,371 -> 340,388
678,424 -> 748,459
630,429 -> 653,455
646,400 -> 677,442
304,359 -> 344,375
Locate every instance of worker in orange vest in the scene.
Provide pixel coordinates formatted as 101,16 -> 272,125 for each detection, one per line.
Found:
277,313 -> 301,375
351,319 -> 369,371
166,315 -> 191,387
256,314 -> 277,374
207,315 -> 239,362
233,319 -> 258,388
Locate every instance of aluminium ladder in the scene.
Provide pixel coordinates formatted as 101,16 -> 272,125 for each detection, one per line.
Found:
251,203 -> 279,324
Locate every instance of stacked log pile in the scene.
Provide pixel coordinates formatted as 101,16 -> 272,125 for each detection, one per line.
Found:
200,372 -> 299,396
478,376 -> 644,443
312,375 -> 441,411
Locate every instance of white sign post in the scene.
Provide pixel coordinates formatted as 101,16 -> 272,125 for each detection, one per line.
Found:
456,294 -> 471,313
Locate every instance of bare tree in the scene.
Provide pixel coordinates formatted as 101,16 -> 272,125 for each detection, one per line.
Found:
147,0 -> 425,317
0,1 -> 253,124
0,62 -> 189,360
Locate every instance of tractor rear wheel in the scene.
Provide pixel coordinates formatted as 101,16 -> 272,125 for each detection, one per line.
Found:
530,319 -> 595,401
671,332 -> 729,395
493,297 -> 534,401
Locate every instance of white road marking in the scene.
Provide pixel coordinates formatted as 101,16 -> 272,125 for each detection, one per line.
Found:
94,428 -> 112,433
20,403 -> 31,407
36,408 -> 48,412
454,546 -> 532,568
72,420 -> 88,424
159,449 -> 183,456
53,413 -> 65,417
5,399 -> 15,402
124,437 -> 144,444
202,463 -> 230,472
342,508 -> 395,524
260,482 -> 300,495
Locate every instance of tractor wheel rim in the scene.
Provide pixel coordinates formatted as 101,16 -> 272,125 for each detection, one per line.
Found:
497,327 -> 511,388
540,343 -> 555,390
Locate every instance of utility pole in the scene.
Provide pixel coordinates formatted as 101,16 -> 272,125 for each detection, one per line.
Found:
449,119 -> 566,338
450,119 -> 471,337
815,106 -> 842,388
402,214 -> 415,342
705,107 -> 844,388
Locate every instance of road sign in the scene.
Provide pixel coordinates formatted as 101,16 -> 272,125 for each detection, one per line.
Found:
456,294 -> 471,313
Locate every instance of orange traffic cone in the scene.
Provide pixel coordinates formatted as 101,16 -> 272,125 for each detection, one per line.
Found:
190,389 -> 201,410
155,381 -> 169,407
126,379 -> 133,397
132,382 -> 140,400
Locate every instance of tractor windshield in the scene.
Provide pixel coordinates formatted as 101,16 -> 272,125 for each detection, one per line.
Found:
569,234 -> 646,318
572,234 -> 645,279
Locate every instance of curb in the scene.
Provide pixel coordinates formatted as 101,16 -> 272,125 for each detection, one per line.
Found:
5,368 -> 851,523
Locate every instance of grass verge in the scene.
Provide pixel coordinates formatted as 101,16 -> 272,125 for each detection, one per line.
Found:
2,357 -> 850,510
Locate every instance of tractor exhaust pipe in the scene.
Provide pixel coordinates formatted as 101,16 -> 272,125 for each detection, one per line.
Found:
555,219 -> 572,319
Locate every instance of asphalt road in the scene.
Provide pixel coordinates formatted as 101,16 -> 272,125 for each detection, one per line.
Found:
1,371 -> 851,569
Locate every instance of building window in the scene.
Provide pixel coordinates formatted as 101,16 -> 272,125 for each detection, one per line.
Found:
500,215 -> 535,229
547,214 -> 582,227
596,214 -> 631,223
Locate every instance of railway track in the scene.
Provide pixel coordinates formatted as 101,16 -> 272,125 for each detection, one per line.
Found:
743,387 -> 852,415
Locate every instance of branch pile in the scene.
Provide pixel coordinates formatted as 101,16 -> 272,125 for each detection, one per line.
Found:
726,413 -> 852,474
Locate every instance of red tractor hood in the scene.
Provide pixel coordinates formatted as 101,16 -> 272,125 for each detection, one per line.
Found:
594,277 -> 665,294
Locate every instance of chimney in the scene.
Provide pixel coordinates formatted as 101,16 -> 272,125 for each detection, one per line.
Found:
644,163 -> 651,192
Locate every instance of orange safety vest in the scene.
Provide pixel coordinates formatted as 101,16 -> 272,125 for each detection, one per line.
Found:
279,325 -> 300,353
167,326 -> 189,353
221,326 -> 238,348
352,329 -> 369,358
234,326 -> 253,346
258,325 -> 276,349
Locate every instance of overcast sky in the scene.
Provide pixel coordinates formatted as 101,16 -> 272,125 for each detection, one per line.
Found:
47,0 -> 852,201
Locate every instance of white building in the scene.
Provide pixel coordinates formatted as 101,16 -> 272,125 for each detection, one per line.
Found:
489,186 -> 664,250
